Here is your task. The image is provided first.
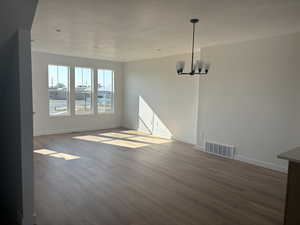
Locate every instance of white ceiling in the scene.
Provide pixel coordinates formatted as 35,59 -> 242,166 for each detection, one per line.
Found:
32,0 -> 300,62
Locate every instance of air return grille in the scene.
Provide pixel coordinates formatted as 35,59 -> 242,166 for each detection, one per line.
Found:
205,141 -> 235,159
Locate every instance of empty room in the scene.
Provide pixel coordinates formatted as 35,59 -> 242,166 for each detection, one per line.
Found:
1,0 -> 300,225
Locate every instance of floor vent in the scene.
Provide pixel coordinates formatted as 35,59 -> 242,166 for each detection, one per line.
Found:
205,141 -> 235,159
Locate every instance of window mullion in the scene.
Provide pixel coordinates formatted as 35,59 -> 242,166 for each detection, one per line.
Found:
93,68 -> 98,115
69,66 -> 75,116
112,72 -> 115,113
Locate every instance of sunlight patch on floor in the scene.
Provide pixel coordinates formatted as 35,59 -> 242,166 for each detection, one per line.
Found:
34,148 -> 80,160
73,135 -> 113,142
120,130 -> 150,136
127,136 -> 173,144
103,139 -> 149,148
51,153 -> 81,160
34,149 -> 57,155
99,132 -> 135,139
71,130 -> 173,148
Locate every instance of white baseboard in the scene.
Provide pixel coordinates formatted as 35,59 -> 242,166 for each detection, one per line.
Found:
194,145 -> 288,173
194,144 -> 204,151
34,125 -> 121,136
172,136 -> 196,145
235,154 -> 288,173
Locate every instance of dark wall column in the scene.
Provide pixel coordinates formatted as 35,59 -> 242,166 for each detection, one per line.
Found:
18,29 -> 34,225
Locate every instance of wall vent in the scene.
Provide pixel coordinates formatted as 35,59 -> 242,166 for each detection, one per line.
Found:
205,141 -> 235,159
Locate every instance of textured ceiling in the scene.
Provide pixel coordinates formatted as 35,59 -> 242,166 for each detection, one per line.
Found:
32,0 -> 300,62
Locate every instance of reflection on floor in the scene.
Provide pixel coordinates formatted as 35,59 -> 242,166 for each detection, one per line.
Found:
34,128 -> 287,225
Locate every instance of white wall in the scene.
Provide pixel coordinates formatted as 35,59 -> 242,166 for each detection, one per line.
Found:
123,54 -> 200,144
197,32 -> 300,172
123,32 -> 300,172
32,51 -> 123,136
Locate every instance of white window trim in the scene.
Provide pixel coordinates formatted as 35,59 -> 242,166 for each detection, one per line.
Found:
96,69 -> 115,114
74,66 -> 94,115
47,65 -> 116,117
48,64 -> 71,117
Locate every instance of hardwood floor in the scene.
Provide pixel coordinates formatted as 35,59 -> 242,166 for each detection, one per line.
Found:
34,129 -> 287,225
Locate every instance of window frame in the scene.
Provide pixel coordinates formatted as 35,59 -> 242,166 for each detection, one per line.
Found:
74,66 -> 94,115
47,65 -> 116,117
96,69 -> 115,114
48,64 -> 71,117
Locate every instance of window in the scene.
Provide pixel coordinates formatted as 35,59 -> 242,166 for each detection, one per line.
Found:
48,65 -> 70,116
48,66 -> 115,117
75,67 -> 93,114
97,69 -> 114,113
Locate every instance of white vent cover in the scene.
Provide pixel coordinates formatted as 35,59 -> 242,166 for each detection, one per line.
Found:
205,141 -> 235,159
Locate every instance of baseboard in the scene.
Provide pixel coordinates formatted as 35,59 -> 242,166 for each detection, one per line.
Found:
121,126 -> 196,145
172,136 -> 196,145
194,144 -> 204,151
235,154 -> 288,173
34,125 -> 122,136
194,145 -> 287,173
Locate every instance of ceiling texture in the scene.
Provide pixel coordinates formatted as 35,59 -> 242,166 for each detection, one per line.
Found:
32,0 -> 300,62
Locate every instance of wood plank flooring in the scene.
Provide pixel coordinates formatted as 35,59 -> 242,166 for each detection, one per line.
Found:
34,129 -> 287,225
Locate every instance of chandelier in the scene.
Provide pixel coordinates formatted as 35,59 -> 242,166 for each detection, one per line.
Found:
176,19 -> 210,76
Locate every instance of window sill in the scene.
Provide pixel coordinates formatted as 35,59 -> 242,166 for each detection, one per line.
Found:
97,112 -> 115,115
48,112 -> 116,118
75,113 -> 95,116
49,114 -> 71,118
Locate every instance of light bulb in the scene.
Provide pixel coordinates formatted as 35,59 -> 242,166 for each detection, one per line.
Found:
195,60 -> 204,73
176,61 -> 185,74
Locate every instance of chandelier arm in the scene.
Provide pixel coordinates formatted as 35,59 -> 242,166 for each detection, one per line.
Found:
180,72 -> 207,75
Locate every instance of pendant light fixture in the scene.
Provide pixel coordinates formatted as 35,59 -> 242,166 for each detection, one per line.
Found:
176,19 -> 210,76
